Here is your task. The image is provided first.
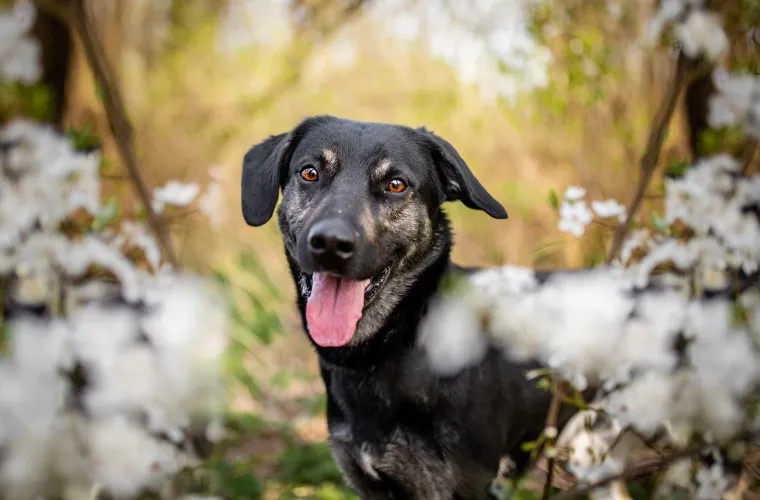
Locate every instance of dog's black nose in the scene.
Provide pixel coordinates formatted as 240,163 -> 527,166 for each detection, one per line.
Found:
308,219 -> 357,261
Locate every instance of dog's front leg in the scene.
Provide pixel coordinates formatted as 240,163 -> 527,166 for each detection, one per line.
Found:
328,438 -> 401,499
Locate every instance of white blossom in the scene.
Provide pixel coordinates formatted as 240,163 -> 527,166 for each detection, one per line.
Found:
0,0 -> 41,84
0,70 -> 227,499
115,221 -> 163,270
709,70 -> 760,139
152,181 -> 200,213
198,182 -> 225,227
695,463 -> 730,500
564,185 -> 587,202
645,0 -> 686,45
591,199 -> 626,221
559,200 -> 593,237
418,285 -> 490,376
87,416 -> 184,498
674,10 -> 728,61
618,229 -> 652,265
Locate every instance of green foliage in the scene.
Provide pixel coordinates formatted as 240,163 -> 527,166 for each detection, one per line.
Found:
65,125 -> 101,152
548,189 -> 561,211
0,81 -> 54,123
698,125 -> 749,158
278,442 -> 345,487
488,477 -> 543,500
181,456 -> 264,499
651,212 -> 672,237
665,159 -> 690,179
92,197 -> 121,231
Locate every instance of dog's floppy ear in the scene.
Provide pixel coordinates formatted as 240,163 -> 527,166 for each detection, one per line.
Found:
241,132 -> 290,227
417,127 -> 508,219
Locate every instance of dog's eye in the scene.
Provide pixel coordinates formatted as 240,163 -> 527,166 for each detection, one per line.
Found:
387,178 -> 407,193
300,166 -> 319,182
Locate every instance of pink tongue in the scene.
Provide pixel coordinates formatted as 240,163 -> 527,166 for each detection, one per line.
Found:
306,273 -> 369,347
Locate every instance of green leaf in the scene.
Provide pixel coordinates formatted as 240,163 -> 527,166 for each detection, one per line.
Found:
135,203 -> 148,222
278,442 -> 345,486
520,440 -> 538,452
210,269 -> 231,287
548,189 -> 560,210
210,459 -> 263,499
65,125 -> 101,152
95,85 -> 106,103
93,197 -> 121,231
651,212 -> 671,236
665,160 -> 690,178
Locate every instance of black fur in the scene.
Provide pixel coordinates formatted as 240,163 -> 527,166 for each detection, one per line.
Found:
242,116 -> 569,499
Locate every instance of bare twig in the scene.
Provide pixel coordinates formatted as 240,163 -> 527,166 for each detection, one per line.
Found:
741,138 -> 758,174
542,380 -> 566,500
605,55 -> 709,263
45,0 -> 180,268
556,431 -> 759,500
554,444 -> 703,500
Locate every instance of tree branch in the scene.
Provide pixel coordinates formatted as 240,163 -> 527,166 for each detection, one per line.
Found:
554,443 -> 703,500
44,0 -> 180,268
741,138 -> 758,174
605,54 -> 708,264
542,380 -> 566,500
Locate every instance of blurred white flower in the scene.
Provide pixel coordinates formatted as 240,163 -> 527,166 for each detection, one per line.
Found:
709,70 -> 760,138
0,0 -> 41,84
564,186 -> 587,201
695,463 -> 729,500
418,287 -> 489,376
675,10 -> 728,61
645,0 -> 685,44
88,416 -> 183,498
198,181 -> 225,227
0,74 -> 228,499
591,199 -> 626,221
558,200 -> 593,237
619,229 -> 652,264
152,181 -> 200,213
116,221 -> 163,270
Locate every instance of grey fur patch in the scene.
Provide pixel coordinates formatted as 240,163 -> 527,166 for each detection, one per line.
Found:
374,158 -> 392,179
358,203 -> 377,243
322,148 -> 338,174
329,429 -> 458,499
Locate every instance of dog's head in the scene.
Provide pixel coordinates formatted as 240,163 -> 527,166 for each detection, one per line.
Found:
242,115 -> 506,348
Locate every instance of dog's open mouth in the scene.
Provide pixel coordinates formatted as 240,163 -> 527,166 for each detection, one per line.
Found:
303,262 -> 393,348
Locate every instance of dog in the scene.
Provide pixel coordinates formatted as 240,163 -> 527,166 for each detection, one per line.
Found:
241,115 -> 576,499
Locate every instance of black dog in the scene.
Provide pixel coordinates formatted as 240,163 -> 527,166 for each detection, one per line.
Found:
242,116 -> 570,499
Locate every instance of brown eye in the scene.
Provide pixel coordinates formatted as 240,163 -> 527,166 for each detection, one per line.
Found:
387,178 -> 407,193
300,166 -> 319,182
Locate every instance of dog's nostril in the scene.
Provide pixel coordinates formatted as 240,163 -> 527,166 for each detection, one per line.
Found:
310,235 -> 327,252
336,240 -> 355,256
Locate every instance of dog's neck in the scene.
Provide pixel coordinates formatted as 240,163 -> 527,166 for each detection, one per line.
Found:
287,215 -> 456,371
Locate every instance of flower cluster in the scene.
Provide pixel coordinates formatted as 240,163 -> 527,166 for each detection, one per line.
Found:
709,70 -> 760,140
557,186 -> 626,238
420,2 -> 760,497
647,0 -> 728,61
0,3 -> 229,499
0,0 -> 40,84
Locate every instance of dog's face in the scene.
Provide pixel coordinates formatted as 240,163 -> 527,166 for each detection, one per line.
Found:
242,116 -> 507,348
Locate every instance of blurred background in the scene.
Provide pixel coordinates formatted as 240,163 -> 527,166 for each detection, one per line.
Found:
12,0 -> 757,497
